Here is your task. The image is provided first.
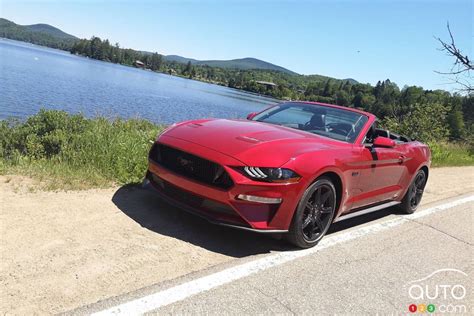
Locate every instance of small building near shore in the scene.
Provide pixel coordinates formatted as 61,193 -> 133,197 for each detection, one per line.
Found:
134,60 -> 145,68
255,81 -> 278,89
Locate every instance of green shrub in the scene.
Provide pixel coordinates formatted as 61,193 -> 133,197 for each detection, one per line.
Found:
0,110 -> 164,189
380,103 -> 450,143
429,142 -> 474,167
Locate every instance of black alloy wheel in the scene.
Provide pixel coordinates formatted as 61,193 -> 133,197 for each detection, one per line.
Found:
410,171 -> 426,208
399,169 -> 427,214
288,177 -> 337,248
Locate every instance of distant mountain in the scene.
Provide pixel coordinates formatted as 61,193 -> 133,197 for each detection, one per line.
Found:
23,23 -> 77,40
164,56 -> 297,75
0,18 -> 77,49
165,55 -> 198,64
343,78 -> 358,84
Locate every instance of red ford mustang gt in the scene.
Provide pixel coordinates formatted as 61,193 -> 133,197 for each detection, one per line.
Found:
144,101 -> 430,248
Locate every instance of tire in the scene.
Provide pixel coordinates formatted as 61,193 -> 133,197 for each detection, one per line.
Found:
399,169 -> 427,214
287,177 -> 337,248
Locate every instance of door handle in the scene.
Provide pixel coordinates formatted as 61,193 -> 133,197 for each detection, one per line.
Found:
398,155 -> 406,163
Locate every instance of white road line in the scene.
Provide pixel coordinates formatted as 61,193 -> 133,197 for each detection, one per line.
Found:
92,195 -> 474,316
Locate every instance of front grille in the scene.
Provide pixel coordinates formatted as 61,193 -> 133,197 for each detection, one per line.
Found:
149,173 -> 237,216
149,143 -> 233,189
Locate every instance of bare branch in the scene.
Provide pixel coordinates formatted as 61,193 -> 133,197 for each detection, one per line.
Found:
435,22 -> 473,93
435,69 -> 467,76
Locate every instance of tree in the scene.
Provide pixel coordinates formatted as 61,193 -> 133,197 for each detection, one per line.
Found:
322,79 -> 333,97
111,43 -> 122,63
189,67 -> 196,79
446,96 -> 466,139
342,81 -> 352,93
205,66 -> 215,80
100,39 -> 111,61
228,78 -> 236,88
447,105 -> 465,139
89,36 -> 102,59
335,90 -> 350,106
436,23 -> 473,93
381,103 -> 450,143
371,79 -> 401,119
183,61 -> 192,75
150,53 -> 162,71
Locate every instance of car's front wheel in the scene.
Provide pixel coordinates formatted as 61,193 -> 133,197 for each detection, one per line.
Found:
287,177 -> 337,248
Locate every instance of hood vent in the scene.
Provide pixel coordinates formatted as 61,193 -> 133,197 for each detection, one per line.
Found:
236,136 -> 261,143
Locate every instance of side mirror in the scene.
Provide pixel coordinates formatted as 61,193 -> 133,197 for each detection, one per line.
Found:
373,136 -> 396,148
246,112 -> 257,120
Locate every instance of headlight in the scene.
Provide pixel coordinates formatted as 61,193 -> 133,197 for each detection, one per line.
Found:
239,167 -> 301,183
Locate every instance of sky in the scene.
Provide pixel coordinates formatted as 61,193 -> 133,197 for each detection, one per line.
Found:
0,0 -> 472,90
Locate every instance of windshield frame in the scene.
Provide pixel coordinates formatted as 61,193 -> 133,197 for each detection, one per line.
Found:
251,102 -> 370,144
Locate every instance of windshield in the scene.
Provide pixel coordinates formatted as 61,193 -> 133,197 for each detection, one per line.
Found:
252,102 -> 368,143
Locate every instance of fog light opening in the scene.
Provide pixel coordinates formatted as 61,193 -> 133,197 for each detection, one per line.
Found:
237,194 -> 282,204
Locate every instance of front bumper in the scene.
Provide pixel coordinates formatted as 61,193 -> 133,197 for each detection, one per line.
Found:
143,173 -> 287,233
145,154 -> 303,232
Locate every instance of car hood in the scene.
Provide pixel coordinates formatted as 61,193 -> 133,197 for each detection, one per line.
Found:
162,119 -> 347,166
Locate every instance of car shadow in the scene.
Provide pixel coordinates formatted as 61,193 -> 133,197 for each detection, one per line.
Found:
112,185 -> 292,257
328,207 -> 396,234
112,185 -> 398,257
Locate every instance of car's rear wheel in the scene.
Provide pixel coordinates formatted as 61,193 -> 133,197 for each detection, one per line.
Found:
399,169 -> 427,214
287,177 -> 337,248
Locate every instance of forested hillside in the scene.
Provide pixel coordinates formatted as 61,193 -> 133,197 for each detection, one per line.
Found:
0,18 -> 77,49
164,56 -> 297,74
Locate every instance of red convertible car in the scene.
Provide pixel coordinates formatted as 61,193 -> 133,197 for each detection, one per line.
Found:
144,102 -> 430,248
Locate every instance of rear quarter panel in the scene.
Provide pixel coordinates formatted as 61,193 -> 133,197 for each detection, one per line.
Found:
397,141 -> 431,199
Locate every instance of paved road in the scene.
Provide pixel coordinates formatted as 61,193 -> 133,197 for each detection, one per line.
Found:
159,198 -> 473,315
77,194 -> 473,315
2,168 -> 473,314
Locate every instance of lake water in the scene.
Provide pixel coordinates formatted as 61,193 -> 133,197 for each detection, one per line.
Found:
0,39 -> 278,124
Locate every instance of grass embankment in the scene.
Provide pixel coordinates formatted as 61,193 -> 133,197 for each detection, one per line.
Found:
1,110 -> 473,190
429,142 -> 474,167
0,110 -> 163,190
